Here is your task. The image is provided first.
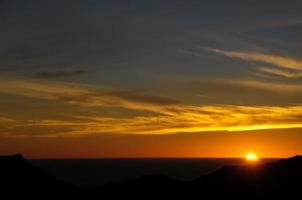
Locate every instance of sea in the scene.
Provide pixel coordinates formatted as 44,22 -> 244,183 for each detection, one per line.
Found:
29,158 -> 279,186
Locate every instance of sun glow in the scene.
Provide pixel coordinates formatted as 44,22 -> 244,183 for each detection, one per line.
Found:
245,153 -> 259,162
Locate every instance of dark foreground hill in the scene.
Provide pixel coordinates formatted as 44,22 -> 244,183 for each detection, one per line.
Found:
0,154 -> 96,198
1,154 -> 302,199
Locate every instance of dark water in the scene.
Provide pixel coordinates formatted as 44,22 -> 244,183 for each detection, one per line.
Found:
29,158 -> 279,186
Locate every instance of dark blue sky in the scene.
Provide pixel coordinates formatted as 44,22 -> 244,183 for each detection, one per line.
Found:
2,0 -> 302,85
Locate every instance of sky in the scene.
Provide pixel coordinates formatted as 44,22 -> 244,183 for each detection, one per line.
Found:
1,0 -> 302,158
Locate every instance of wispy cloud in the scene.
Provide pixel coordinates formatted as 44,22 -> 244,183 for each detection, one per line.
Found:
196,77 -> 302,93
197,46 -> 302,79
29,70 -> 86,79
0,117 -> 16,124
256,66 -> 302,78
202,47 -> 302,71
0,78 -> 180,112
1,78 -> 302,138
3,105 -> 302,137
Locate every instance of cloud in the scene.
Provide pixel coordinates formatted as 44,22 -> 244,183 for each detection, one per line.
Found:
30,70 -> 86,79
256,66 -> 302,78
0,78 -> 180,112
1,78 -> 302,138
0,117 -> 16,124
198,46 -> 302,79
0,79 -> 302,137
202,47 -> 302,71
196,77 -> 302,93
3,104 -> 302,137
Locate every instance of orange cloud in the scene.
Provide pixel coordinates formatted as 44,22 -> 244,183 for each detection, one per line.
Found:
0,78 -> 180,112
1,78 -> 302,138
196,77 -> 302,93
256,66 -> 302,78
203,47 -> 302,71
201,47 -> 302,79
3,104 -> 302,137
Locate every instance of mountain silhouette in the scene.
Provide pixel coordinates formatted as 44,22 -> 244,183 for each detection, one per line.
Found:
0,154 -> 96,198
1,154 -> 302,199
189,156 -> 302,199
101,155 -> 302,199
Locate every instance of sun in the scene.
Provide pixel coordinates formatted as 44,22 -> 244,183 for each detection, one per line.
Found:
245,153 -> 259,162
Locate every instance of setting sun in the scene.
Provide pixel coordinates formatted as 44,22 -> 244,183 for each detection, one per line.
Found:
245,153 -> 259,162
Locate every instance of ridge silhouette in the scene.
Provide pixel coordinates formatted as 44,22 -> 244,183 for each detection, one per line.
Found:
1,154 -> 302,199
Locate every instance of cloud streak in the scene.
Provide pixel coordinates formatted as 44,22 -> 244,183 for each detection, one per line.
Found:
256,66 -> 302,78
30,70 -> 86,79
202,47 -> 302,71
3,105 -> 302,137
1,78 -> 302,137
196,77 -> 302,93
201,47 -> 302,79
0,78 -> 180,112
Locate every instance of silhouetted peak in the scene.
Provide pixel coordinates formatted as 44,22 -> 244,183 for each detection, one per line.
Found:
0,154 -> 81,196
0,154 -> 26,163
270,155 -> 302,167
287,155 -> 302,161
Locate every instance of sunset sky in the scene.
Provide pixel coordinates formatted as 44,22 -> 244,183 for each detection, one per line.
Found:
1,0 -> 302,158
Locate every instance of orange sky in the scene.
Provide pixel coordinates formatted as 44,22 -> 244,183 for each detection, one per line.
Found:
1,128 -> 301,159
